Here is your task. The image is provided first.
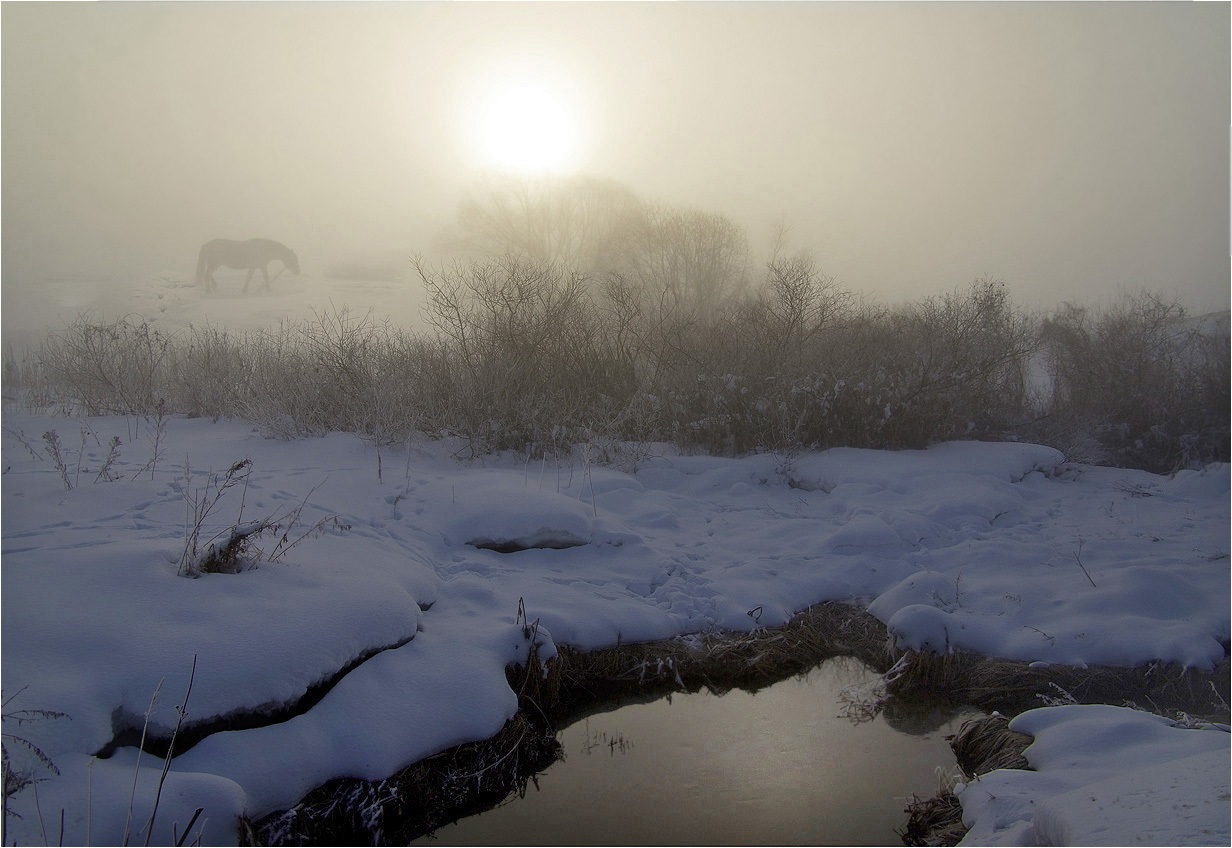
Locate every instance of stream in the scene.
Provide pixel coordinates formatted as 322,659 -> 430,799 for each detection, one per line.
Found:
415,656 -> 980,846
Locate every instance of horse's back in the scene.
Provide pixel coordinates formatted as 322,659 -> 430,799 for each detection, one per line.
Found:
201,238 -> 268,265
200,238 -> 243,260
198,238 -> 295,281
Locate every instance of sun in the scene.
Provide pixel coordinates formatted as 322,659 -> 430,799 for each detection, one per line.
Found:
471,81 -> 582,175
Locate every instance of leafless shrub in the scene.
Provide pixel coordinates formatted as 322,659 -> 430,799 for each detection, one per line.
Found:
178,459 -> 347,577
601,203 -> 751,318
38,315 -> 172,415
179,459 -> 255,577
415,254 -> 630,456
2,344 -> 59,411
1036,291 -> 1229,471
164,325 -> 248,419
13,266 -> 1217,474
235,320 -> 327,439
447,173 -> 645,272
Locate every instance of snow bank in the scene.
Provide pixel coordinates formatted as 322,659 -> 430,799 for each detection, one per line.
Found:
2,415 -> 1227,844
958,705 -> 1231,846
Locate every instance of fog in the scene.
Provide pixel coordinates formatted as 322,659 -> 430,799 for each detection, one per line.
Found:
3,1 -> 1228,344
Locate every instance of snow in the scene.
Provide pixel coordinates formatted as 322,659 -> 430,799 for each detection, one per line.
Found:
957,705 -> 1231,846
1,410 -> 1228,845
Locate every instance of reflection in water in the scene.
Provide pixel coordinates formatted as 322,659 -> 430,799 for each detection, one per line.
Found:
416,657 -> 979,846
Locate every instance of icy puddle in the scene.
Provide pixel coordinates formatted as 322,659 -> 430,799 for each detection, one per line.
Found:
417,657 -> 980,846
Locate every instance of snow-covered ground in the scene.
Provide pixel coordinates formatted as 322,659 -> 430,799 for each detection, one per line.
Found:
2,266 -> 430,351
959,705 -> 1230,846
2,409 -> 1227,845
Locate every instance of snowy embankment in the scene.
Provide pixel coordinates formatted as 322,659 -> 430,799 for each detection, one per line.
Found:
959,705 -> 1230,846
1,414 -> 1227,845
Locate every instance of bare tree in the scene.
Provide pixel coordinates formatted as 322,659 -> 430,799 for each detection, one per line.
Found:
444,174 -> 645,272
601,204 -> 749,317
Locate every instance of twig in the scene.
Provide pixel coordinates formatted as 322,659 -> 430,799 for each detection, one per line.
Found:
174,808 -> 204,847
87,758 -> 94,846
32,779 -> 48,848
74,426 -> 87,487
1072,540 -> 1097,588
1026,626 -> 1056,645
94,436 -> 123,483
4,427 -> 44,461
42,431 -> 72,490
123,679 -> 164,845
144,655 -> 197,846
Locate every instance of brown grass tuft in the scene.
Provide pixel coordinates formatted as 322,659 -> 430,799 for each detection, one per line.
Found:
951,714 -> 1031,777
900,790 -> 967,847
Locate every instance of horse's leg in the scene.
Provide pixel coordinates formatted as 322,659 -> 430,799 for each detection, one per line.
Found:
243,267 -> 255,292
261,265 -> 271,291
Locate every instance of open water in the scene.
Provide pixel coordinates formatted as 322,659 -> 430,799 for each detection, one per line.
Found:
415,657 -> 979,846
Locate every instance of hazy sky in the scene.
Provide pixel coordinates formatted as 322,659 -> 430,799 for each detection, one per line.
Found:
3,1 -> 1228,315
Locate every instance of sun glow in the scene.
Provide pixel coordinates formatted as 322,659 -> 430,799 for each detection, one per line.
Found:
470,79 -> 583,175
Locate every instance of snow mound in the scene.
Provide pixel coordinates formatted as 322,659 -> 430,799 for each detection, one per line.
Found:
959,705 -> 1231,846
788,441 -> 1064,490
442,472 -> 596,551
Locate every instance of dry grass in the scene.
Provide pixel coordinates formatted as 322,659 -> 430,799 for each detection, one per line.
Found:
951,714 -> 1031,776
900,790 -> 967,847
884,649 -> 1231,722
247,710 -> 559,847
899,715 -> 1031,846
543,601 -> 892,716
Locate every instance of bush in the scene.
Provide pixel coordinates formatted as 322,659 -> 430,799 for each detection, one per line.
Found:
165,324 -> 249,420
7,268 -> 1221,474
415,255 -> 636,456
37,315 -> 171,416
1037,292 -> 1229,471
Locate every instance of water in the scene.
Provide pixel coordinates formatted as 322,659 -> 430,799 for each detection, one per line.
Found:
415,657 -> 979,846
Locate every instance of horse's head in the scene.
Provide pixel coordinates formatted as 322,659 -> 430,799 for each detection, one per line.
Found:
286,250 -> 301,275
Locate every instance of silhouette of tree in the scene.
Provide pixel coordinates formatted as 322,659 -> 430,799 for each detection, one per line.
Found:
600,204 -> 749,317
446,174 -> 645,272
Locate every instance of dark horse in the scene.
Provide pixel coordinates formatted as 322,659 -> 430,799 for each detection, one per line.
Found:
196,238 -> 300,292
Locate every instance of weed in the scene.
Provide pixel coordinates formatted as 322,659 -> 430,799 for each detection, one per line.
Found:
179,459 -> 254,576
41,430 -> 73,489
1,688 -> 69,844
3,428 -> 43,461
1071,539 -> 1097,588
95,436 -> 123,483
130,399 -> 168,482
178,459 -> 347,577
